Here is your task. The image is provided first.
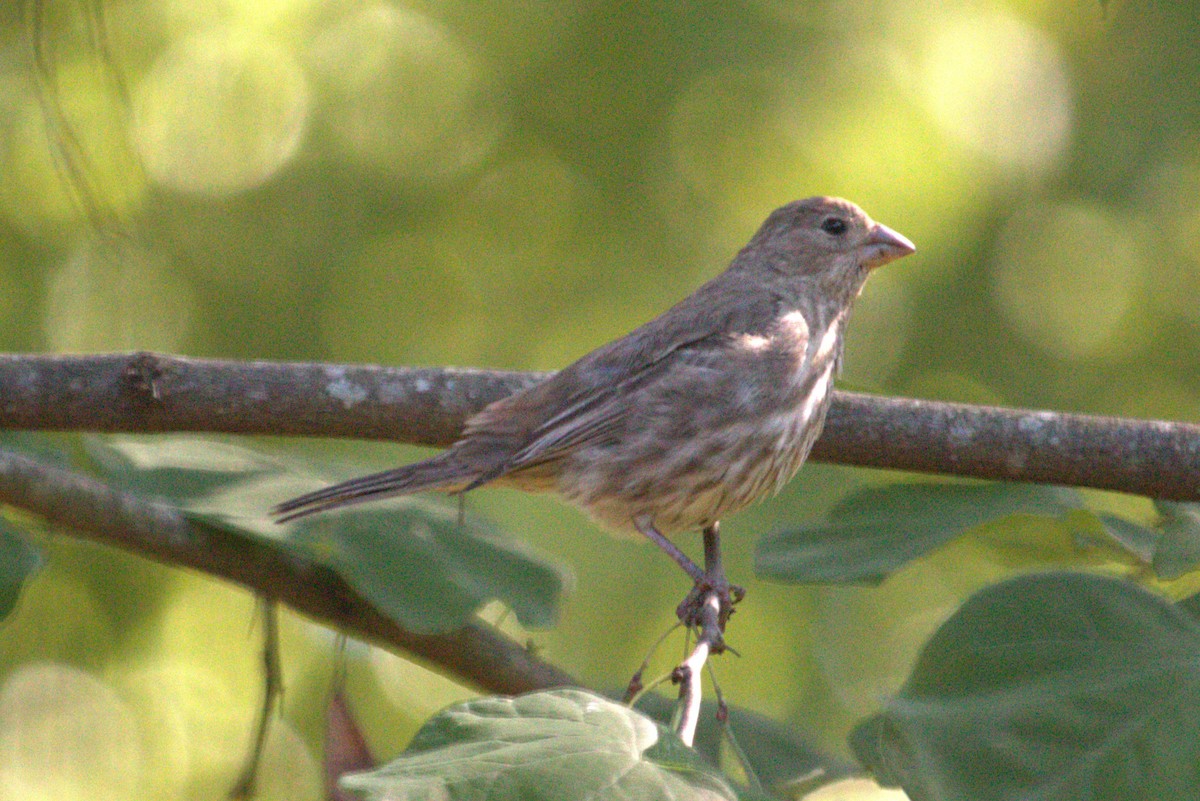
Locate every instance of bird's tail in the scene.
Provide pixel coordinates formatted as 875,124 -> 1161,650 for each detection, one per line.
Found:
272,452 -> 477,523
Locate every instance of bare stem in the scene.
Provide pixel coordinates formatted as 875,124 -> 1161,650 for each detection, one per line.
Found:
672,592 -> 723,747
229,601 -> 282,800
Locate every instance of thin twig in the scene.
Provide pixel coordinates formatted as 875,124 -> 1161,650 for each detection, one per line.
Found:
0,352 -> 1197,500
0,446 -> 576,695
229,600 -> 282,800
673,592 -> 722,748
623,621 -> 684,705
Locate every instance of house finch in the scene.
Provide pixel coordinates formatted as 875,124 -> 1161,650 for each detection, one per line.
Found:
275,197 -> 914,620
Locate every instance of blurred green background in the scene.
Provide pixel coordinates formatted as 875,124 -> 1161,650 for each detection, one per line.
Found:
2,0 -> 1200,798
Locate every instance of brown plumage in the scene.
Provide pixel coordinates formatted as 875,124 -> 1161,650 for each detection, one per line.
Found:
275,197 -> 913,582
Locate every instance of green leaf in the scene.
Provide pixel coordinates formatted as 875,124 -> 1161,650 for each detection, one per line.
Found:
0,520 -> 43,621
282,503 -> 566,634
756,482 -> 1081,584
1149,501 -> 1200,579
0,431 -> 75,467
851,571 -> 1200,801
86,436 -> 567,634
1096,513 -> 1159,565
342,689 -> 756,801
83,435 -> 283,501
1177,591 -> 1200,621
631,692 -> 855,796
1094,503 -> 1200,580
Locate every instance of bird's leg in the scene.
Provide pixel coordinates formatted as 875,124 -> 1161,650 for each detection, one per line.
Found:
703,522 -> 745,626
681,522 -> 744,634
633,516 -> 705,582
632,518 -> 743,639
627,519 -> 745,741
701,522 -> 725,589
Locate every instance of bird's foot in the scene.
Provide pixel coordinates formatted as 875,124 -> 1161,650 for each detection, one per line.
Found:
632,518 -> 744,649
675,575 -> 744,651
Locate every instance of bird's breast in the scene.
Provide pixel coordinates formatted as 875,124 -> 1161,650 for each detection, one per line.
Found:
670,311 -> 844,522
557,312 -> 845,536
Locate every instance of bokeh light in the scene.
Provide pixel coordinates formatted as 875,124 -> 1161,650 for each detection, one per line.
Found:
306,3 -> 505,181
991,201 -> 1146,361
134,29 -> 310,195
0,664 -> 142,801
43,241 -> 196,352
112,661 -> 240,798
918,8 -> 1071,174
662,46 -> 962,266
149,0 -> 325,34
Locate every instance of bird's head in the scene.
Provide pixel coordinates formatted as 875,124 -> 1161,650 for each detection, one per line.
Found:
744,196 -> 915,285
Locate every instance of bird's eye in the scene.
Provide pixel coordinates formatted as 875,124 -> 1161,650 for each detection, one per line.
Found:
820,217 -> 847,236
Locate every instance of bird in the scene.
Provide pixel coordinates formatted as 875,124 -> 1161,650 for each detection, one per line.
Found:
274,196 -> 914,624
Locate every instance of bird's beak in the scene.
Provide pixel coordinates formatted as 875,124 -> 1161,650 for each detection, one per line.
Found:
862,222 -> 916,269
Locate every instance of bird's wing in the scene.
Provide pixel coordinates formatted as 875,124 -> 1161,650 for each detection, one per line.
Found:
502,334 -> 726,470
460,282 -> 782,481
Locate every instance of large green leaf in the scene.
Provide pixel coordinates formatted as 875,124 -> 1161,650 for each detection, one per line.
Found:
86,435 -> 567,634
1094,513 -> 1159,565
851,571 -> 1200,801
0,435 -> 57,623
631,692 -> 856,796
0,519 -> 43,622
342,689 -> 760,801
83,434 -> 285,501
280,504 -> 566,634
1177,591 -> 1200,621
0,431 -> 75,467
1095,502 -> 1200,580
1147,501 -> 1200,579
756,482 -> 1081,584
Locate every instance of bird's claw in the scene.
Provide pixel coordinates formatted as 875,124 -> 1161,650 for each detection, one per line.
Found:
675,576 -> 745,649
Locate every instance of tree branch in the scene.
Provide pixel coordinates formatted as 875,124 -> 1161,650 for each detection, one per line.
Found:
815,393 -> 1200,501
0,352 -> 543,447
2,350 -> 1195,701
0,351 -> 1197,500
0,445 -> 576,695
